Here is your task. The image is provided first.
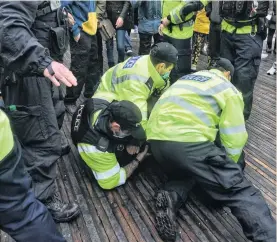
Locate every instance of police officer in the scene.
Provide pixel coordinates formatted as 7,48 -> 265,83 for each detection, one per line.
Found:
93,42 -> 178,130
159,0 -> 207,83
206,1 -> 269,120
71,98 -> 149,190
0,1 -> 80,222
146,58 -> 276,242
0,110 -> 66,242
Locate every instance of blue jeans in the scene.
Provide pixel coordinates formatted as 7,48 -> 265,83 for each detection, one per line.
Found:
125,31 -> 132,51
106,29 -> 128,65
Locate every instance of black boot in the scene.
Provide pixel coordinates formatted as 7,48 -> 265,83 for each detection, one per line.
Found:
44,192 -> 80,223
155,190 -> 179,242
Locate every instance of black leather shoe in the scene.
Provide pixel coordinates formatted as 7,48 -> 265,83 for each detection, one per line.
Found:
155,190 -> 178,242
61,144 -> 71,156
44,192 -> 80,223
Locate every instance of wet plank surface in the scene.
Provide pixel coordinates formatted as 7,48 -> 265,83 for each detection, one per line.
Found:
1,36 -> 276,242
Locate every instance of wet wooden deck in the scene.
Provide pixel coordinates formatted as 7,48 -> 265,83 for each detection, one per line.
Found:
1,37 -> 276,242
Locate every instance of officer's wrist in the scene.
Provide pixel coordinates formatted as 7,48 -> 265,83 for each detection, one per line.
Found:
36,55 -> 53,76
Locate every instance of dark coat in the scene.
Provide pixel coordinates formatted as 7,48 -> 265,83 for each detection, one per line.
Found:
106,1 -> 134,30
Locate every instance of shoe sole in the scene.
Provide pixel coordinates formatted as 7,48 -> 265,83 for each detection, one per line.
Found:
155,191 -> 176,242
53,209 -> 81,223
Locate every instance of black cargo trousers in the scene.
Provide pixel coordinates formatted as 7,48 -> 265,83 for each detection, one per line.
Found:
220,31 -> 263,120
163,34 -> 192,84
64,30 -> 99,103
150,140 -> 276,242
1,11 -> 65,202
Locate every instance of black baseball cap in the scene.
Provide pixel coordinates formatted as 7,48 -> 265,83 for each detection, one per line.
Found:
216,58 -> 235,77
150,42 -> 178,64
108,100 -> 146,140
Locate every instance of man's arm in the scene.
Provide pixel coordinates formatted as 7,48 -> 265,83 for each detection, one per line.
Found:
219,95 -> 248,163
96,0 -> 107,21
0,1 -> 52,75
78,143 -> 148,190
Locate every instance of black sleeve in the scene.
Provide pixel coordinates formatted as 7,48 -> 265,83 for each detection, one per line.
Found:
256,1 -> 269,17
181,2 -> 204,20
120,1 -> 131,19
0,1 -> 53,75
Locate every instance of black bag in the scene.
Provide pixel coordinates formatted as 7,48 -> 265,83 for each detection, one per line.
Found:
49,8 -> 69,56
99,19 -> 116,42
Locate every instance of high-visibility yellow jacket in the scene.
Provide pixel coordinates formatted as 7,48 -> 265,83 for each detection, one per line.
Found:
162,0 -> 208,39
0,110 -> 14,163
221,19 -> 257,34
147,69 -> 248,163
77,109 -> 126,190
93,55 -> 168,130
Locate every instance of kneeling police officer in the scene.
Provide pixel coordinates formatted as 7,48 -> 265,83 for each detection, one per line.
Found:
71,99 -> 149,190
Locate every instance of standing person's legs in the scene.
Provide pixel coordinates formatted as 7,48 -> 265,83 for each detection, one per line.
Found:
153,33 -> 164,44
267,28 -> 275,52
97,30 -> 104,76
232,34 -> 263,120
116,29 -> 127,63
163,35 -> 192,84
125,30 -> 133,55
139,33 -> 153,55
0,112 -> 66,242
85,34 -> 99,98
191,32 -> 206,70
106,38 -> 115,68
64,31 -> 91,104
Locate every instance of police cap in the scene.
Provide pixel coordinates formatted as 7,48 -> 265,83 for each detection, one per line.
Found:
109,100 -> 146,141
150,42 -> 178,65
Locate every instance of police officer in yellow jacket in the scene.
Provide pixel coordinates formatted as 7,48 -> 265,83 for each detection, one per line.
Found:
206,1 -> 269,120
0,109 -> 66,242
147,58 -> 276,242
93,42 -> 178,130
71,98 -> 149,190
159,0 -> 208,83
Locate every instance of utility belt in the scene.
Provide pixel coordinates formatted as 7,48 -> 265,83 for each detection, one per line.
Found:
223,17 -> 267,39
168,18 -> 194,33
35,4 -> 69,57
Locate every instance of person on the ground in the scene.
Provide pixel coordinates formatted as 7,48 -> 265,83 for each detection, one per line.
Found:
146,58 -> 276,242
93,42 -> 178,130
71,98 -> 148,190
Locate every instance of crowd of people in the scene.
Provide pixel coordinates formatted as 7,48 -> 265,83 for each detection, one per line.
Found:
0,1 -> 276,242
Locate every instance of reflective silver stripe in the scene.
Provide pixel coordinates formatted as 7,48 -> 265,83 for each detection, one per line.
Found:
158,96 -> 211,125
78,145 -> 106,154
173,84 -> 221,114
220,125 -> 246,135
225,147 -> 243,155
112,74 -> 149,90
117,169 -> 126,186
172,12 -> 181,24
92,163 -> 120,180
111,65 -> 119,91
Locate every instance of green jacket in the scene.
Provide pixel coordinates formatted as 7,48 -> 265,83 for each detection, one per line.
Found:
147,69 -> 248,163
162,0 -> 208,39
93,55 -> 168,130
0,110 -> 14,163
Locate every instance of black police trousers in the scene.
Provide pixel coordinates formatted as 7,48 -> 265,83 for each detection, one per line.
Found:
2,76 -> 62,202
65,30 -> 99,103
150,140 -> 276,242
163,35 -> 192,84
220,31 -> 263,120
0,137 -> 65,242
139,33 -> 163,55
